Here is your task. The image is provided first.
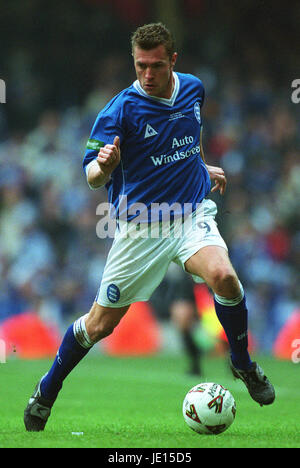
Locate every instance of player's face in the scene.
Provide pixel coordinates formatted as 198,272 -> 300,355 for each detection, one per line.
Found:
133,45 -> 177,99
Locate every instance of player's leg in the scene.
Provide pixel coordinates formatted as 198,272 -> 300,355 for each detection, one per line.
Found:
184,246 -> 251,368
184,245 -> 239,296
184,245 -> 275,405
170,299 -> 202,376
85,301 -> 129,342
40,301 -> 129,400
24,219 -> 175,431
24,302 -> 129,431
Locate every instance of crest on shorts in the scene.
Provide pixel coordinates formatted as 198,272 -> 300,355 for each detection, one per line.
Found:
194,102 -> 201,124
107,284 -> 120,303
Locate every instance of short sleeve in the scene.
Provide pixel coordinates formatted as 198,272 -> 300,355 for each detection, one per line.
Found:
82,102 -> 124,174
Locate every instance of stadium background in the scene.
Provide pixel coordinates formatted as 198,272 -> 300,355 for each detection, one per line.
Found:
0,0 -> 299,359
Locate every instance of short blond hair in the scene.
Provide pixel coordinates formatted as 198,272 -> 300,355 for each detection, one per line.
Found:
131,23 -> 175,60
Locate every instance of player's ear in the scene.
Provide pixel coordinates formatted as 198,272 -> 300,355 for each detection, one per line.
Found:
171,52 -> 178,69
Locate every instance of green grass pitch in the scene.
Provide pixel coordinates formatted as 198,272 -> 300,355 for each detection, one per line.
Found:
0,353 -> 299,448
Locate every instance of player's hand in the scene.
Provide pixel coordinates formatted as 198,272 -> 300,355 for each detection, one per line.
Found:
206,164 -> 227,195
97,136 -> 121,176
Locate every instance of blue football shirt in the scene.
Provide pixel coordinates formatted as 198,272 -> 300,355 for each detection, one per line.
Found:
83,72 -> 211,222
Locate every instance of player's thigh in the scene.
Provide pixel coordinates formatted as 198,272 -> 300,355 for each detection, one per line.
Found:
97,222 -> 174,307
85,301 -> 130,342
184,245 -> 240,296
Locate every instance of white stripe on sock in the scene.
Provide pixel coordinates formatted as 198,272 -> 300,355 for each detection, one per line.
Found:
214,281 -> 244,307
73,314 -> 94,349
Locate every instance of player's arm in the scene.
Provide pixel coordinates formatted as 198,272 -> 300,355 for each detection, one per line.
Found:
87,136 -> 121,189
200,127 -> 227,195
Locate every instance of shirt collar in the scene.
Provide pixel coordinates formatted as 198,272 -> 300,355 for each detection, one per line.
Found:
133,72 -> 179,107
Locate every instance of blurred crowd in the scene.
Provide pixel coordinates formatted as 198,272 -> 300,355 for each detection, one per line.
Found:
0,1 -> 299,353
203,73 -> 300,351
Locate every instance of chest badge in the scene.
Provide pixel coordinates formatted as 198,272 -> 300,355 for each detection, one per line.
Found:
144,124 -> 158,139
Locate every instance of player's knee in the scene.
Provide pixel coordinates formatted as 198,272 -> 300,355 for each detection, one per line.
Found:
210,267 -> 239,297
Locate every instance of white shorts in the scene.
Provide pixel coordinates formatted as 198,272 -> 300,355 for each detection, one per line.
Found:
95,199 -> 227,307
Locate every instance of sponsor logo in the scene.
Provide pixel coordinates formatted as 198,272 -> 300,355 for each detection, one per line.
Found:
32,406 -> 50,420
144,124 -> 158,139
150,135 -> 200,166
86,138 -> 105,151
185,404 -> 202,423
57,351 -> 62,365
188,385 -> 206,393
150,146 -> 200,166
237,331 -> 248,341
208,395 -> 223,414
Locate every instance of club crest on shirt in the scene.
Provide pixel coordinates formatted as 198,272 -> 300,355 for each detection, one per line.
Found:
194,102 -> 201,124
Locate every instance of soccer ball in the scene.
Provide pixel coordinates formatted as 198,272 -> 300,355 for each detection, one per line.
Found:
182,382 -> 236,435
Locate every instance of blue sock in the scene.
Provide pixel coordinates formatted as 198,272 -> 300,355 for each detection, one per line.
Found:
214,285 -> 252,371
40,315 -> 94,403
